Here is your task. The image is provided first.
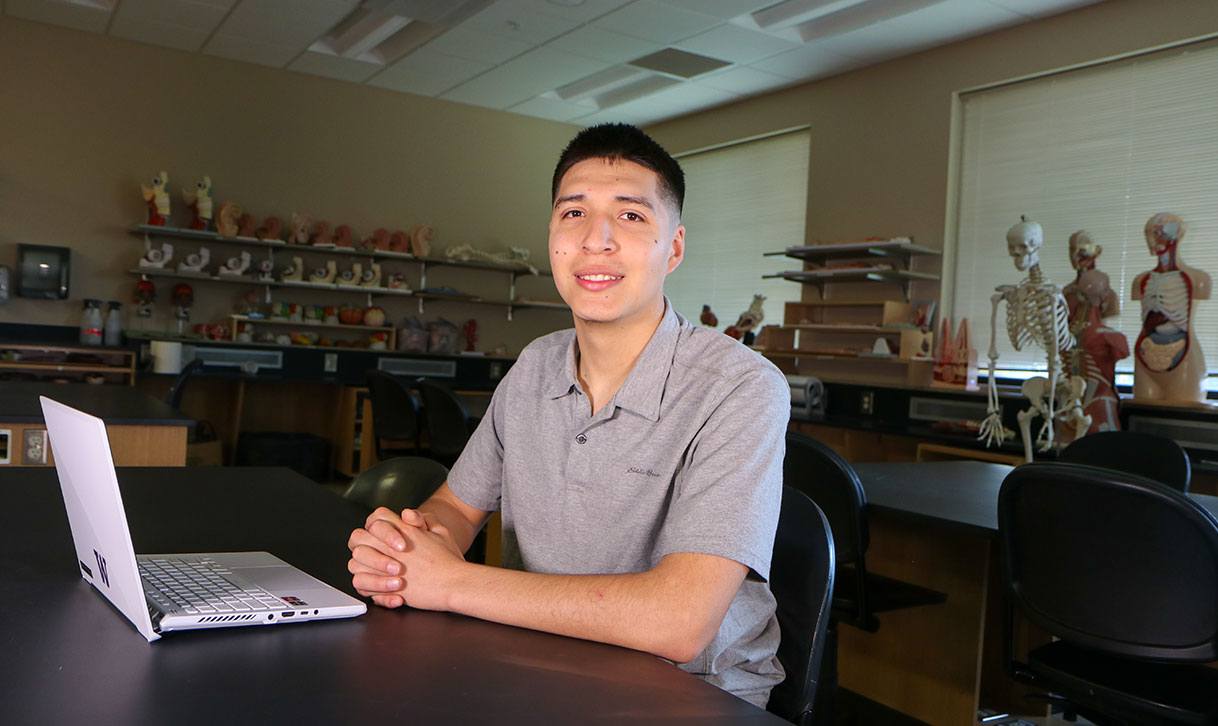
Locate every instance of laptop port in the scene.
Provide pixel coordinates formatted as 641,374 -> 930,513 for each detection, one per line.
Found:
282,611 -> 294,618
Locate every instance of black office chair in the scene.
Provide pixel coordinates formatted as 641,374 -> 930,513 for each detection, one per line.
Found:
416,377 -> 473,468
767,486 -> 836,726
1058,429 -> 1191,492
783,431 -> 946,719
365,369 -> 422,462
166,358 -> 204,409
998,462 -> 1218,725
343,456 -> 449,513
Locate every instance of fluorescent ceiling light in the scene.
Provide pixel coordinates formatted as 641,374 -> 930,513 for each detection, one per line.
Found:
794,0 -> 948,42
323,9 -> 411,58
751,0 -> 860,29
311,6 -> 450,65
547,66 -> 681,110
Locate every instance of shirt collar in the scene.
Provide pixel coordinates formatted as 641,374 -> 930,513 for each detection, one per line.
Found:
545,298 -> 683,423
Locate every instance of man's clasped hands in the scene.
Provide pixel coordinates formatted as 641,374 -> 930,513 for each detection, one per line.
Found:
347,507 -> 470,612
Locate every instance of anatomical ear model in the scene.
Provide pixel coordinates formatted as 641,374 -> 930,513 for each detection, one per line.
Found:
1131,212 -> 1212,403
978,216 -> 1076,461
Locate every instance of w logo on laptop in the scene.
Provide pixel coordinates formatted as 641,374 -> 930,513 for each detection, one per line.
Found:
94,550 -> 110,588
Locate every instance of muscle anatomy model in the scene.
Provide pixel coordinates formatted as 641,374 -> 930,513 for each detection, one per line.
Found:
979,217 -> 1080,461
1132,213 -> 1211,402
1062,231 -> 1128,435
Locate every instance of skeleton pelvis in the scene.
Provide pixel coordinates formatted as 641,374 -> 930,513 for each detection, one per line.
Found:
1137,332 -> 1187,372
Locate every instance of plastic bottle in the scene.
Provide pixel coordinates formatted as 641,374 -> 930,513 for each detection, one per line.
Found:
80,299 -> 103,346
104,300 -> 123,346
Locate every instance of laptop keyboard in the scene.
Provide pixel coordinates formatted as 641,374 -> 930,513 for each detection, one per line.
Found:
138,556 -> 288,615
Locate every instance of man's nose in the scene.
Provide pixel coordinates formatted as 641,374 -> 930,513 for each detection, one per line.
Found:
581,215 -> 617,253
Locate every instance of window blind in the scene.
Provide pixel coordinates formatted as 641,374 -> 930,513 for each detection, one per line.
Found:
948,40 -> 1218,377
665,129 -> 810,332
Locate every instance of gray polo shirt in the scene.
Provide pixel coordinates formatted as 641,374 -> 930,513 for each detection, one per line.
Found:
448,300 -> 789,706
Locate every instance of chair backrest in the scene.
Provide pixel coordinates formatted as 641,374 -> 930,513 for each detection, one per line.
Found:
416,378 -> 472,461
999,461 -> 1218,662
783,431 -> 867,565
1058,430 -> 1191,492
343,456 -> 448,513
166,358 -> 204,409
767,485 -> 836,726
364,370 -> 421,460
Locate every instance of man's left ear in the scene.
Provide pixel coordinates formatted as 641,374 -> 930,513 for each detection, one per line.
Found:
666,225 -> 685,274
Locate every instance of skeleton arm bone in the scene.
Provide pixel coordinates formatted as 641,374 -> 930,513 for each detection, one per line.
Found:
979,291 -> 1012,447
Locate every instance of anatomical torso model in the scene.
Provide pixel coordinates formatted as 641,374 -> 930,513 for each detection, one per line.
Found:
1132,213 -> 1211,403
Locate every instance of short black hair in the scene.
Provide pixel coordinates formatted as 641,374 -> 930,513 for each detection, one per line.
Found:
551,123 -> 685,215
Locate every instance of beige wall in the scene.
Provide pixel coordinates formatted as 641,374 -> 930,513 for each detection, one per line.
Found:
647,0 -> 1218,306
0,16 -> 577,354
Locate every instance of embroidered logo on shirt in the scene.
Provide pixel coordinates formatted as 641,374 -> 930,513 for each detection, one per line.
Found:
626,467 -> 661,477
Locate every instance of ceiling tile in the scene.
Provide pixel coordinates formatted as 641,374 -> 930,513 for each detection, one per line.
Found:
694,65 -> 792,94
545,26 -> 663,64
421,24 -> 532,64
750,42 -> 863,80
592,0 -> 723,45
507,96 -> 596,122
109,16 -> 213,51
571,106 -> 654,127
108,0 -> 233,52
368,48 -> 491,96
6,0 -> 111,33
289,51 -> 382,83
463,1 -> 577,45
676,23 -> 799,64
442,46 -> 604,109
658,0 -> 777,21
203,35 -> 300,68
112,0 -> 233,31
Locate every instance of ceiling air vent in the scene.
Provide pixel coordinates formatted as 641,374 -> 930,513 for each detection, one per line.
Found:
187,347 -> 283,373
628,48 -> 730,79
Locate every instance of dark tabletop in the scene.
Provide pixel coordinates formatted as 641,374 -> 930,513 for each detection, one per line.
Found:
0,381 -> 194,425
0,466 -> 782,726
852,461 -> 1218,538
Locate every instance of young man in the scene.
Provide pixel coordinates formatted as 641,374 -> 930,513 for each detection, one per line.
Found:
347,124 -> 790,706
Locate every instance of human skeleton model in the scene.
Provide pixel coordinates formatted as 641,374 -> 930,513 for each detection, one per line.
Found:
444,243 -> 538,275
1062,231 -> 1128,435
1132,213 -> 1211,402
979,217 -> 1077,461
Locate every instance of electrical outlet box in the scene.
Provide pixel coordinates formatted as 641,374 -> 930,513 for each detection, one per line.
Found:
323,353 -> 338,373
860,391 -> 874,415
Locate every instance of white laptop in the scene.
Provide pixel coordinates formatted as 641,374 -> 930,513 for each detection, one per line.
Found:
40,396 -> 366,642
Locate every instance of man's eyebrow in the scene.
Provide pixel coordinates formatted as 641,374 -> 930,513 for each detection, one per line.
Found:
553,193 -> 657,212
616,195 -> 655,211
